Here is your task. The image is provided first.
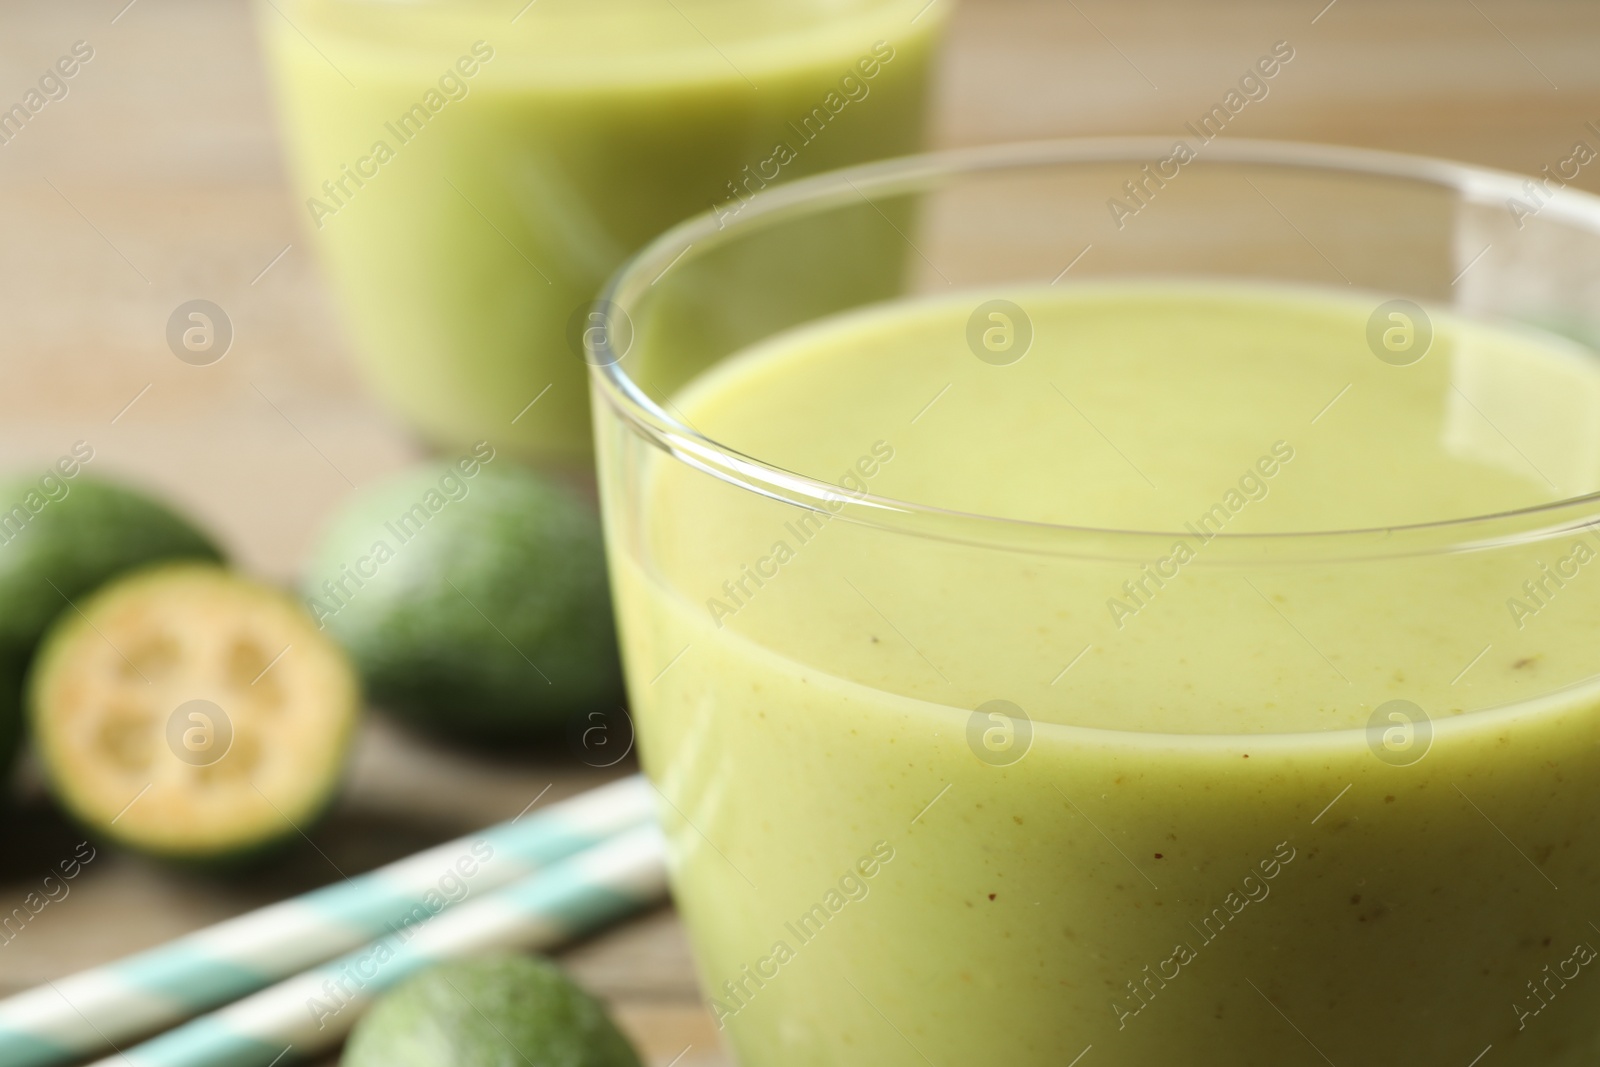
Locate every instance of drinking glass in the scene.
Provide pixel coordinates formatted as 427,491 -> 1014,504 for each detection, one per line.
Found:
592,139 -> 1600,1066
257,0 -> 946,469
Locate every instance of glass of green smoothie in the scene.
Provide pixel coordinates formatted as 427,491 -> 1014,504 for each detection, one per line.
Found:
258,0 -> 947,470
592,139 -> 1600,1066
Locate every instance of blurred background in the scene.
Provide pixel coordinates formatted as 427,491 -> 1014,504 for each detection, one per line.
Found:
2,1 -> 1598,1063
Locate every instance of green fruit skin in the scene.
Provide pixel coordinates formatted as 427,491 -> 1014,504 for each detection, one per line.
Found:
342,955 -> 642,1067
27,563 -> 360,866
0,477 -> 221,799
0,648 -> 22,786
304,462 -> 623,742
0,476 -> 223,657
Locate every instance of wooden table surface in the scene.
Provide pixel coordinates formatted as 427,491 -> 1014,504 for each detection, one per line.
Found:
3,1 -> 1599,1064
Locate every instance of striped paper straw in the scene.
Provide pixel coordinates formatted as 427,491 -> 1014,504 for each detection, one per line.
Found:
84,825 -> 668,1067
0,775 -> 655,1067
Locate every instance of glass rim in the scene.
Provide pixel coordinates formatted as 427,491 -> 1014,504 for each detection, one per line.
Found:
592,137 -> 1600,565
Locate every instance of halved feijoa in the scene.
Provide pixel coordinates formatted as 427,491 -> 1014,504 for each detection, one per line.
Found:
28,563 -> 360,860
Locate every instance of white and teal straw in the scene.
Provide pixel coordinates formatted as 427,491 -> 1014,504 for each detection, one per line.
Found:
0,775 -> 654,1067
84,825 -> 668,1067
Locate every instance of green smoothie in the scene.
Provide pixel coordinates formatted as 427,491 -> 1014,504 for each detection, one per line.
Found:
610,283 -> 1600,1065
259,0 -> 944,467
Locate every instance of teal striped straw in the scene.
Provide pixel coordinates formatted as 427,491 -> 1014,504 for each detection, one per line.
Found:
0,775 -> 654,1067
83,825 -> 668,1067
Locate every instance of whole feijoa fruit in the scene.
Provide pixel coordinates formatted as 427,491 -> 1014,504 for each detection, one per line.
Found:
342,954 -> 642,1067
0,473 -> 222,657
303,458 -> 622,742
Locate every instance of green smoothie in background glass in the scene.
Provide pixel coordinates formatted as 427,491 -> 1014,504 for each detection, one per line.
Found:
258,0 -> 945,467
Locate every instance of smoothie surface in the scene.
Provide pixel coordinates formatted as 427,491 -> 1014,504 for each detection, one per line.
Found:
675,282 -> 1600,532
